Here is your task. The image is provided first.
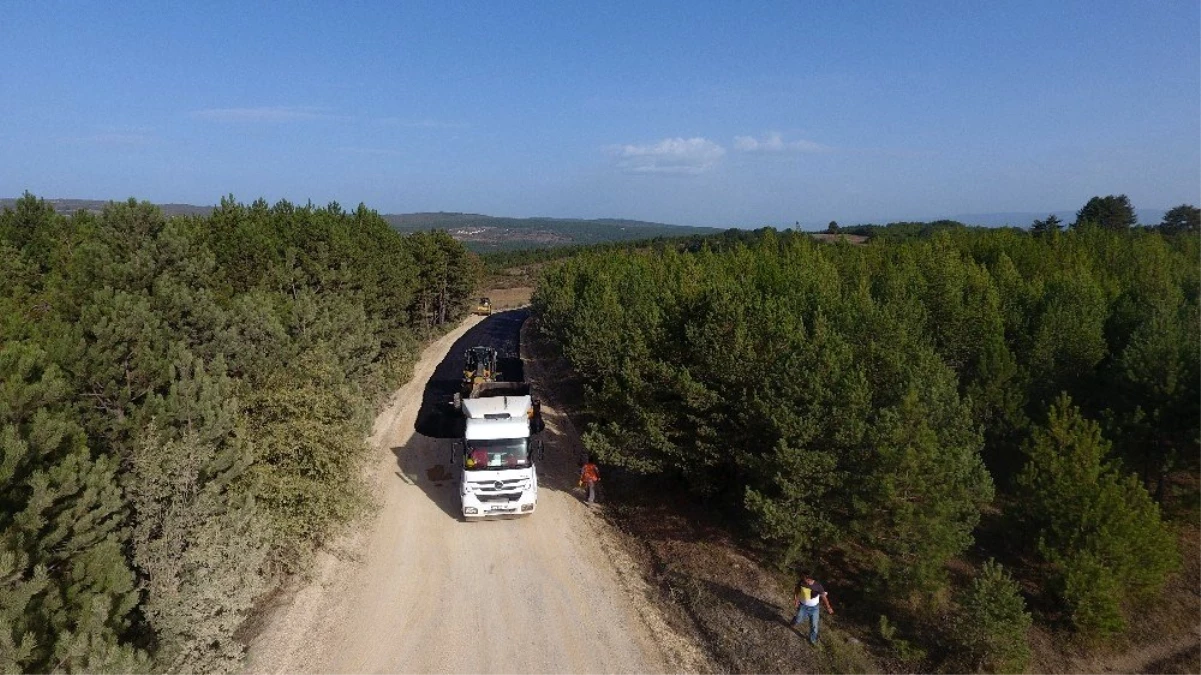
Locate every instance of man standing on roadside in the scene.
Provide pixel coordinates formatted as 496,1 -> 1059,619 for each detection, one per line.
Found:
792,573 -> 834,645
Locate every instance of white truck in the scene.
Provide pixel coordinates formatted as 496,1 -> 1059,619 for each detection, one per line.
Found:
453,381 -> 544,519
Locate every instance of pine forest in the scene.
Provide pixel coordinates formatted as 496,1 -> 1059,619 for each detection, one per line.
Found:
533,219 -> 1199,671
1,194 -> 479,673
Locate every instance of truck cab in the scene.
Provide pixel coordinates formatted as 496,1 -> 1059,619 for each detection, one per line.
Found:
455,394 -> 543,519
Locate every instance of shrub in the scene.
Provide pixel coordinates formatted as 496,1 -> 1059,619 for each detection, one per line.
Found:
950,559 -> 1032,673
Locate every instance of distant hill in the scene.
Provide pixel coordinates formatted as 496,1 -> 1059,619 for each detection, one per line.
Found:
0,197 -> 214,217
0,198 -> 721,252
382,212 -> 722,252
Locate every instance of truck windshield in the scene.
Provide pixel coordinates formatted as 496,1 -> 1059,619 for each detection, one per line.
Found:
464,438 -> 530,470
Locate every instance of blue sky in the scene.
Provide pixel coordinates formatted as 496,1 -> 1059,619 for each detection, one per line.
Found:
2,1 -> 1197,227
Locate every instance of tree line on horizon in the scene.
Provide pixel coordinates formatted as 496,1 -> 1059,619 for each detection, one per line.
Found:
533,199 -> 1198,672
0,193 -> 479,673
821,194 -> 1200,240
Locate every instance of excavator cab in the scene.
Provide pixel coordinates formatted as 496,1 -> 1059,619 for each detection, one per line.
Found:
453,346 -> 501,410
475,297 -> 492,316
463,346 -> 498,385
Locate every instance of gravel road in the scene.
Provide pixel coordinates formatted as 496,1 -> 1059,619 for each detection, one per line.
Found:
247,310 -> 699,674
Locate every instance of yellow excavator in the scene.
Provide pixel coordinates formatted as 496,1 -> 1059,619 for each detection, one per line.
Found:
453,345 -> 501,409
461,346 -> 499,395
451,345 -> 543,431
474,297 -> 492,316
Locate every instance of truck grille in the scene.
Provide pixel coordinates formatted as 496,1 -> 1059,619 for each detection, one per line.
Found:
477,492 -> 523,502
468,478 -> 527,502
469,478 -> 525,490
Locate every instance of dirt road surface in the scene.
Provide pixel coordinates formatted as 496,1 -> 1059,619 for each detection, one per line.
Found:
247,310 -> 703,674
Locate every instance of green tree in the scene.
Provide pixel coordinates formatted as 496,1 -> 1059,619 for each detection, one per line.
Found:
949,559 -> 1032,674
1107,284 -> 1198,494
129,429 -> 266,674
1030,214 -> 1062,237
0,192 -> 60,256
243,347 -> 371,574
1025,271 -> 1109,407
1016,395 -> 1178,639
0,193 -> 482,671
1074,195 -> 1137,231
534,220 -> 1199,657
1159,204 -> 1199,234
121,354 -> 266,674
0,343 -> 145,673
847,360 -> 994,603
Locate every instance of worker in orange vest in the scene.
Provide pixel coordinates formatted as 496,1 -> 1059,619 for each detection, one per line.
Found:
578,455 -> 600,504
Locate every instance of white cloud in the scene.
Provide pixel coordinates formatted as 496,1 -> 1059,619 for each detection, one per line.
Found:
733,132 -> 829,153
191,106 -> 340,122
611,137 -> 726,174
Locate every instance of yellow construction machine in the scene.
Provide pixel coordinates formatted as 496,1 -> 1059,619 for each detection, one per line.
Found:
453,346 -> 503,409
474,297 -> 492,315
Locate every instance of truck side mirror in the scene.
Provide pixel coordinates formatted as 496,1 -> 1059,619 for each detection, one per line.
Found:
451,441 -> 462,465
537,439 -> 545,461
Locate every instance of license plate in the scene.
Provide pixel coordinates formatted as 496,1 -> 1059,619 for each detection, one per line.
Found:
488,505 -> 516,513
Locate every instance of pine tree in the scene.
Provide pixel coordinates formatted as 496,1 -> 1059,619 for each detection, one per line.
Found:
950,559 -> 1032,674
127,358 -> 267,673
1108,293 -> 1195,488
1158,204 -> 1199,234
1074,195 -> 1137,231
243,347 -> 371,574
0,192 -> 60,254
849,356 -> 993,603
0,342 -> 144,673
1016,395 -> 1178,638
1025,270 -> 1109,407
129,429 -> 267,674
1030,214 -> 1062,238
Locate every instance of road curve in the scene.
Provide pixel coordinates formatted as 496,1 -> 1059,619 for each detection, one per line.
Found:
247,311 -> 679,674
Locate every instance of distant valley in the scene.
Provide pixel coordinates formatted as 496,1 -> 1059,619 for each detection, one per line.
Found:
381,212 -> 721,251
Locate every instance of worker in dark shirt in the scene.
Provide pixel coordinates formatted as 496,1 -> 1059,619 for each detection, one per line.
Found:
792,573 -> 835,645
